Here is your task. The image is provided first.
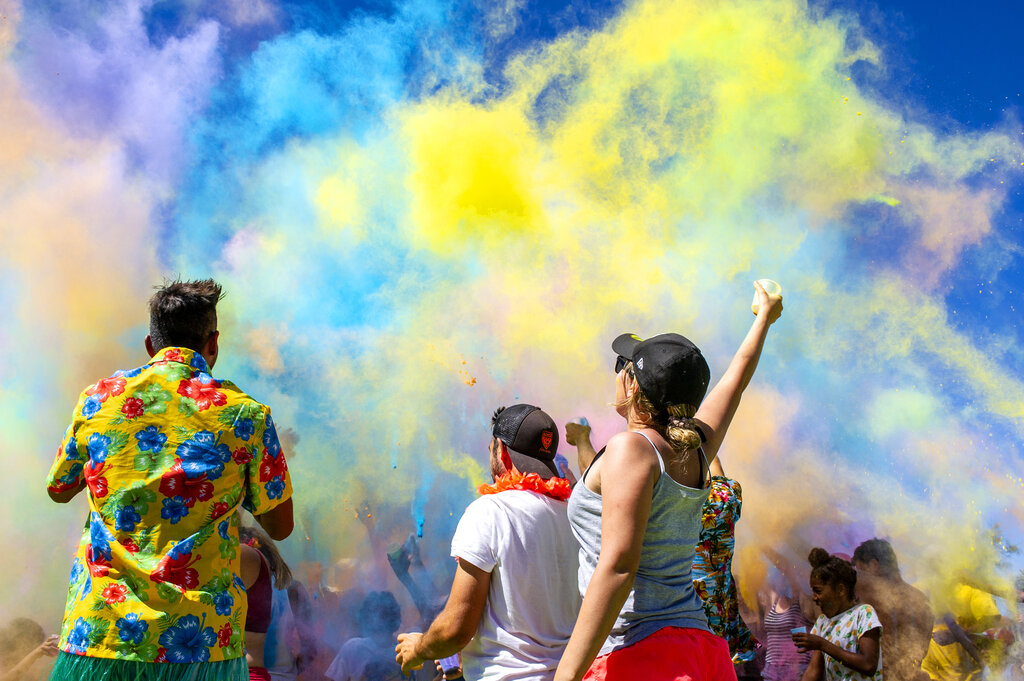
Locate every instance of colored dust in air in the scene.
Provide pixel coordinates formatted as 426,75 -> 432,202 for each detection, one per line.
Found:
1,0 -> 1023,629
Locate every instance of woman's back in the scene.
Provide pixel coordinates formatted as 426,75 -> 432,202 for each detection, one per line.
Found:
568,430 -> 710,656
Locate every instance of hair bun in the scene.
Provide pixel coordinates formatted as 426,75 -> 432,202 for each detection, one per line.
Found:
808,547 -> 831,568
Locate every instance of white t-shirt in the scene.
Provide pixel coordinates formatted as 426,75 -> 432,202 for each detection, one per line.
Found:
451,490 -> 581,681
810,604 -> 883,681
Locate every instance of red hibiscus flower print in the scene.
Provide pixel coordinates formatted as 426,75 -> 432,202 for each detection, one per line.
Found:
102,583 -> 128,604
150,551 -> 201,591
217,623 -> 232,648
259,450 -> 288,482
121,397 -> 145,419
176,377 -> 226,411
120,537 -> 140,554
84,460 -> 108,498
159,462 -> 213,507
85,376 -> 127,402
86,546 -> 111,578
163,349 -> 184,363
155,647 -> 168,663
231,446 -> 252,465
210,501 -> 230,519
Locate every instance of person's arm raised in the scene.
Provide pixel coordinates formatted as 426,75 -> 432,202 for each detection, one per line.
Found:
554,433 -> 659,681
694,280 -> 783,462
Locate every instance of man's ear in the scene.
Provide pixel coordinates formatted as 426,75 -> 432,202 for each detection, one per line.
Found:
497,440 -> 515,473
206,330 -> 220,357
145,335 -> 156,357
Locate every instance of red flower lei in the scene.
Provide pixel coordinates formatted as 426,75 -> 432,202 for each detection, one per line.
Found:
478,468 -> 572,501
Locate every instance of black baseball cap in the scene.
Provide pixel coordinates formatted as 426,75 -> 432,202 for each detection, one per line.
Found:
491,404 -> 560,479
612,332 -> 711,411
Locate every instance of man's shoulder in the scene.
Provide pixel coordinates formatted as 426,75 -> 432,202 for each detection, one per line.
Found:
463,491 -> 566,522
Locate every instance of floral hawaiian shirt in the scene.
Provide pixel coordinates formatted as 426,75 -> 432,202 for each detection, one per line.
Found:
691,476 -> 758,662
46,347 -> 293,664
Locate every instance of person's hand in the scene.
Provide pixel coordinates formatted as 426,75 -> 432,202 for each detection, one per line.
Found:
403,533 -> 423,567
753,280 -> 783,324
38,635 -> 60,657
791,631 -> 824,652
387,543 -> 412,575
435,656 -> 464,680
395,632 -> 426,674
564,422 -> 592,447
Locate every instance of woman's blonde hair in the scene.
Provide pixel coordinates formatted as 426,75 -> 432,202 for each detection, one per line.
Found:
239,522 -> 293,590
618,364 -> 701,453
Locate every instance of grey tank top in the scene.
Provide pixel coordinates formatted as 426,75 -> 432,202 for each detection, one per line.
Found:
567,430 -> 711,656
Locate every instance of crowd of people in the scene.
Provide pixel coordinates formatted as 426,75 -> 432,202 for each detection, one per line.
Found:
9,278 -> 1021,681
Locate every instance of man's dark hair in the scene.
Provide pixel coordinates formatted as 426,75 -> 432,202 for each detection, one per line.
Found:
148,278 -> 223,353
852,538 -> 900,578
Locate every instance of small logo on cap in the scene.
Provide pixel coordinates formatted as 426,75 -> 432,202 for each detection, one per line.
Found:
541,430 -> 553,451
637,357 -> 644,371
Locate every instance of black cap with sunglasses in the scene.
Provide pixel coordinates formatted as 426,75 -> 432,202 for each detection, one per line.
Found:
612,333 -> 711,411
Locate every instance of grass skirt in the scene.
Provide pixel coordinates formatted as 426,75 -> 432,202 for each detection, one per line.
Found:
49,652 -> 248,681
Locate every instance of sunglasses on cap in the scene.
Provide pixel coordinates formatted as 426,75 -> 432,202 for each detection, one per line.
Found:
614,355 -> 630,373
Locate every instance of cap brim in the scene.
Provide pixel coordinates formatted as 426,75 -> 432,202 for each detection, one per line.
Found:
508,449 -> 560,480
612,333 -> 643,359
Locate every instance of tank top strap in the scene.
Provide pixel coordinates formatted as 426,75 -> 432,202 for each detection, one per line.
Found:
635,430 -> 666,474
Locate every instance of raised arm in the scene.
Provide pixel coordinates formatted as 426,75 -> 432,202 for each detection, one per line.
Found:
694,281 -> 783,462
565,421 -> 599,473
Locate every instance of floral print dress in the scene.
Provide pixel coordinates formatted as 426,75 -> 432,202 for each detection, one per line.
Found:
46,347 -> 293,665
811,604 -> 883,681
691,476 -> 758,662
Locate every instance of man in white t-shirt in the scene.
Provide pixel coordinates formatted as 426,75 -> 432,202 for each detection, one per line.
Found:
395,404 -> 582,681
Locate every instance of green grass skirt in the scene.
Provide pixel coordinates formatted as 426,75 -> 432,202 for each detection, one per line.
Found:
49,652 -> 248,681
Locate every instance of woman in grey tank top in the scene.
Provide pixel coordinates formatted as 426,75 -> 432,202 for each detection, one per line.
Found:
554,282 -> 784,681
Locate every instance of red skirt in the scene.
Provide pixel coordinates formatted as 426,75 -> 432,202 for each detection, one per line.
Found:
584,627 -> 737,681
249,666 -> 272,681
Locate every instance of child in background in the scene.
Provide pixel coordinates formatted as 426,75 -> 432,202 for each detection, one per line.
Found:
792,548 -> 882,681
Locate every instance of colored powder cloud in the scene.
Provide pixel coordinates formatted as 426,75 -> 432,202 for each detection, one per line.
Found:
2,0 -> 1023,630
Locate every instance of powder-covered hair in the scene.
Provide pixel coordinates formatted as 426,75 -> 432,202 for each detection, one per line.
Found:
619,363 -> 701,453
809,547 -> 857,597
852,538 -> 900,578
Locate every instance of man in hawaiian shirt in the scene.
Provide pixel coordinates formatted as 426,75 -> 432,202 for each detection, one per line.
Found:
46,279 -> 294,680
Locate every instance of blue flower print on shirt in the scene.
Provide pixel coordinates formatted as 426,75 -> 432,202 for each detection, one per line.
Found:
168,535 -> 195,560
114,504 -> 142,532
190,354 -> 208,372
66,617 -> 92,654
82,395 -> 101,419
69,557 -> 84,585
161,497 -> 190,524
87,433 -> 112,463
218,520 -> 230,540
266,477 -> 286,500
263,420 -> 281,458
212,590 -> 233,616
233,418 -> 254,441
116,613 -> 148,644
114,366 -> 144,379
176,431 -> 231,480
135,426 -> 167,453
158,614 -> 216,663
233,574 -> 247,591
58,464 -> 83,486
64,437 -> 80,461
89,514 -> 114,562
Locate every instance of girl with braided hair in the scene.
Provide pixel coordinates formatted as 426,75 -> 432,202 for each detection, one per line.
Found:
792,548 -> 882,681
